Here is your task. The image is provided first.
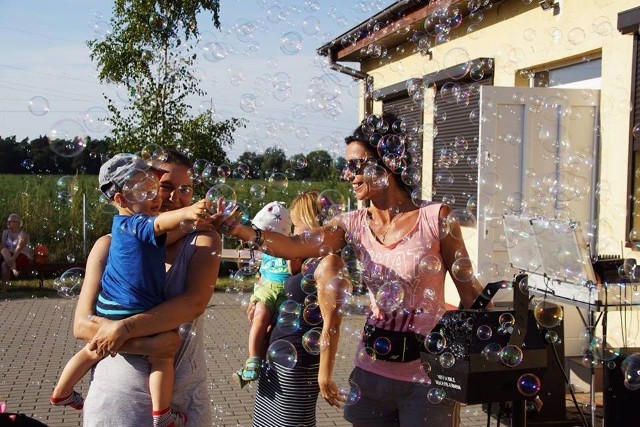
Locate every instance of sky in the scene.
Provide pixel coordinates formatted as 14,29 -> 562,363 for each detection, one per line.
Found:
0,0 -> 396,161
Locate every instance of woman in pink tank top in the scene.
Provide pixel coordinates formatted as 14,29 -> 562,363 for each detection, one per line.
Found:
225,113 -> 485,427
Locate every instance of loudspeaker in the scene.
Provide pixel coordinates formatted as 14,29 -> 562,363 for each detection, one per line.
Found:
603,347 -> 640,427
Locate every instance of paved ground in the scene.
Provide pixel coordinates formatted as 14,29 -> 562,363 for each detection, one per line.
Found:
0,292 -> 592,426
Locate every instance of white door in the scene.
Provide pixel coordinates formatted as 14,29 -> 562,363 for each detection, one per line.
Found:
476,86 -> 600,301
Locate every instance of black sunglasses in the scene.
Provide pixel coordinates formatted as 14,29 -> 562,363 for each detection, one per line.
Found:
345,157 -> 377,175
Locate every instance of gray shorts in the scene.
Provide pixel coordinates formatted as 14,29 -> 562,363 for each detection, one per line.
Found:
343,367 -> 460,427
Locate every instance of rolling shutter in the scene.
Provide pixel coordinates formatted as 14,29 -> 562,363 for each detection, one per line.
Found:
432,76 -> 492,213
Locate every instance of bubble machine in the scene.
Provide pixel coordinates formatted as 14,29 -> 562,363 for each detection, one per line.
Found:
420,280 -> 548,405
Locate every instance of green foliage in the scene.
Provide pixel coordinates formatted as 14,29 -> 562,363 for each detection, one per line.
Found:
0,174 -> 355,261
0,135 -> 110,175
87,0 -> 242,158
0,174 -> 113,262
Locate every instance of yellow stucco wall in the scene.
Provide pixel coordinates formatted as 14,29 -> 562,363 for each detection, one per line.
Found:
355,0 -> 640,308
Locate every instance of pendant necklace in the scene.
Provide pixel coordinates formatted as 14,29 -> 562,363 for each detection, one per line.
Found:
379,211 -> 406,243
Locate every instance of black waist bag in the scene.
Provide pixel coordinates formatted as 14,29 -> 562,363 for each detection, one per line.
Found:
362,325 -> 426,362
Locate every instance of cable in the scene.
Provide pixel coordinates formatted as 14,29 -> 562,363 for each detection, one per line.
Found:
548,333 -> 589,427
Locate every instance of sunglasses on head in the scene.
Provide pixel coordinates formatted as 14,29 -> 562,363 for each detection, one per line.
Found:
345,157 -> 377,175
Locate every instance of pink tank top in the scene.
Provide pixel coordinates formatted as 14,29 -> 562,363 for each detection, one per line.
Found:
339,202 -> 446,382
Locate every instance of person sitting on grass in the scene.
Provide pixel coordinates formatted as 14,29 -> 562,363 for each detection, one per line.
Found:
234,201 -> 298,388
50,153 -> 213,427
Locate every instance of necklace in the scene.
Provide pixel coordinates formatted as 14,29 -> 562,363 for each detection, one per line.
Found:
379,211 -> 406,243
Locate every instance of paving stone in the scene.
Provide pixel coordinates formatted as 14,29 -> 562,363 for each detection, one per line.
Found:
1,294 -> 591,426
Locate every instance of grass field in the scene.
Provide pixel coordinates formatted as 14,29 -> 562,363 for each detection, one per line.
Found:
0,173 -> 353,262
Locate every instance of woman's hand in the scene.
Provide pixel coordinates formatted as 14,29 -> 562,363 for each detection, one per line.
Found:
318,375 -> 345,408
87,316 -> 129,357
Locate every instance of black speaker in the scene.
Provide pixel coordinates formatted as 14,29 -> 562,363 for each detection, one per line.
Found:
603,347 -> 640,427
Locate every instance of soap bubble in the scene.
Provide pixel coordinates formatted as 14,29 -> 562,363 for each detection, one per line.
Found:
419,255 -> 442,275
141,144 -> 168,165
425,331 -> 447,354
302,303 -> 322,325
375,281 -> 405,312
206,184 -> 237,214
268,172 -> 288,192
81,106 -> 110,133
476,325 -> 493,340
178,323 -> 196,340
318,189 -> 346,221
339,379 -> 362,406
545,330 -> 560,344
481,343 -> 502,362
439,351 -> 456,368
302,328 -> 323,355
47,119 -> 88,157
266,339 -> 298,369
56,175 -> 79,199
364,164 -> 389,190
54,267 -> 85,299
249,184 -> 266,200
21,159 -> 34,170
427,387 -> 446,404
373,337 -> 392,356
500,345 -> 524,367
517,373 -> 541,396
122,170 -> 159,203
356,347 -> 376,366
622,353 -> 640,391
280,31 -> 303,55
533,300 -> 563,328
451,257 -> 475,282
148,13 -> 169,31
28,96 -> 50,116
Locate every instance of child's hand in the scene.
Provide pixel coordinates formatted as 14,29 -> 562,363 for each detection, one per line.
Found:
186,199 -> 213,221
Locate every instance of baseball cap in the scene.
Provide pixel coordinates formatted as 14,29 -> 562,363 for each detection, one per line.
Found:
252,201 -> 292,235
99,153 -> 168,199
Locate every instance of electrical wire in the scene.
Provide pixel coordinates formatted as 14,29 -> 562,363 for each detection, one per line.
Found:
548,332 -> 589,427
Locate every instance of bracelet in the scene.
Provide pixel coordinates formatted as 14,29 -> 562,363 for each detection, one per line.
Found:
250,224 -> 264,250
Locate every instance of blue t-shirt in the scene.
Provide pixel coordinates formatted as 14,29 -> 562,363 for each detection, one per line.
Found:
98,214 -> 167,317
259,253 -> 290,284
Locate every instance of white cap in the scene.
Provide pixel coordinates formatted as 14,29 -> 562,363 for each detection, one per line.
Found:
252,201 -> 291,235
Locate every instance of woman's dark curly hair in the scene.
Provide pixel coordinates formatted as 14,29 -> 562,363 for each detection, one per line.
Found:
344,112 -> 414,197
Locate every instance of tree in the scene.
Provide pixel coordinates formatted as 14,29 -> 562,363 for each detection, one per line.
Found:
235,151 -> 264,178
87,0 -> 243,160
261,147 -> 287,178
305,149 -> 340,181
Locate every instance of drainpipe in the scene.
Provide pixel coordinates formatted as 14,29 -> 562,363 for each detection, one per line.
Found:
320,48 -> 373,117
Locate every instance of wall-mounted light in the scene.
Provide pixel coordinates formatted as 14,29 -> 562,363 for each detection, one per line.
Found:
539,0 -> 559,12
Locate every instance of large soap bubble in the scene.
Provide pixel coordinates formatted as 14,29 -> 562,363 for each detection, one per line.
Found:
47,119 -> 88,157
533,300 -> 563,328
54,267 -> 85,299
206,183 -> 237,214
266,339 -> 298,369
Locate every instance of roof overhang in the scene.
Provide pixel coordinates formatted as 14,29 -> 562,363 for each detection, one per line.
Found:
317,0 -> 511,64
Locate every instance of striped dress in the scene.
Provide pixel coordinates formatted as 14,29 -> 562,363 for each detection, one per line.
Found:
253,271 -> 322,427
